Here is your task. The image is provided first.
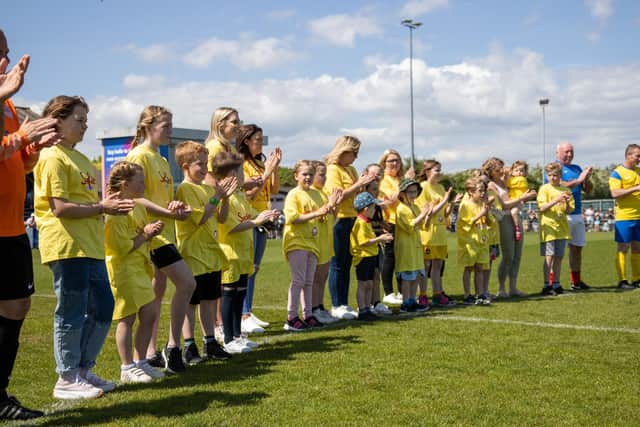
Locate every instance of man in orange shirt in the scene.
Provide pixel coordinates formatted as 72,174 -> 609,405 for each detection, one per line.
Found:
0,29 -> 60,421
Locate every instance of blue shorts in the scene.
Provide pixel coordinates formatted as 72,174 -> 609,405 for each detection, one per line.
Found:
614,220 -> 640,243
396,269 -> 425,282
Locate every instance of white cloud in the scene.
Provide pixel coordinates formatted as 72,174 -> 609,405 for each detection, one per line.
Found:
121,43 -> 174,63
183,36 -> 300,70
308,14 -> 382,47
20,48 -> 638,172
123,74 -> 166,90
585,0 -> 613,23
400,0 -> 449,18
267,9 -> 296,21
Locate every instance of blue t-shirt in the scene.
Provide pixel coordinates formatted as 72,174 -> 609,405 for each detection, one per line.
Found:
544,162 -> 582,214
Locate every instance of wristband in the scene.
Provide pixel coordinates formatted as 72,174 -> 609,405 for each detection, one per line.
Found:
97,202 -> 104,214
209,196 -> 220,206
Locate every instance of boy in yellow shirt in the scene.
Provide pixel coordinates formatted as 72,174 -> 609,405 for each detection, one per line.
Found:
174,142 -> 237,363
537,162 -> 574,295
350,192 -> 393,320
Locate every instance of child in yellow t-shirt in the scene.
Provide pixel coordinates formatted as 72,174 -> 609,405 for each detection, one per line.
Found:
457,178 -> 494,305
213,152 -> 279,354
395,179 -> 432,313
104,161 -> 165,383
283,160 -> 340,331
310,161 -> 340,324
174,142 -> 237,363
351,191 -> 393,321
506,160 -> 529,241
538,162 -> 574,296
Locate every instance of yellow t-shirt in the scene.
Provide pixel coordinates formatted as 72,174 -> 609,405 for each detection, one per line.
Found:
507,175 -> 528,200
487,189 -> 502,246
125,144 -> 175,249
394,202 -> 424,272
379,174 -> 401,224
537,183 -> 574,242
243,159 -> 271,211
34,145 -> 104,263
282,186 -> 324,259
206,138 -> 238,174
417,181 -> 448,247
609,165 -> 640,220
105,204 -> 154,320
456,197 -> 491,263
350,216 -> 379,266
325,164 -> 358,218
218,192 -> 257,284
175,181 -> 228,276
314,185 -> 334,264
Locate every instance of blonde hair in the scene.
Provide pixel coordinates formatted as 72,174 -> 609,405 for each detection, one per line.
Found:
131,105 -> 172,148
210,151 -> 243,180
204,107 -> 238,149
324,135 -> 361,165
544,162 -> 562,175
464,177 -> 486,193
175,141 -> 208,168
107,161 -> 143,194
293,160 -> 315,177
379,149 -> 404,176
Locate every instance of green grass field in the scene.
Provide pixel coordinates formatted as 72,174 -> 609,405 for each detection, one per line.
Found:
7,232 -> 640,426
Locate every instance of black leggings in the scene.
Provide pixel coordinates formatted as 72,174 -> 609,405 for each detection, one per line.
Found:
221,275 -> 248,344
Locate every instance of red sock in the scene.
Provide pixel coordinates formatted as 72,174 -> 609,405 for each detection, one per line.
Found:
570,271 -> 580,285
549,271 -> 554,283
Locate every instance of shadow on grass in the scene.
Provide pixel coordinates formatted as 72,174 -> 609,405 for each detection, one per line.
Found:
39,390 -> 267,426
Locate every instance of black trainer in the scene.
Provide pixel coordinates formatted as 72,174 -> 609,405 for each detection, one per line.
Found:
147,350 -> 164,368
0,395 -> 44,420
571,281 -> 590,291
553,286 -> 564,295
162,345 -> 186,373
182,342 -> 203,365
618,280 -> 634,290
203,340 -> 232,360
541,286 -> 556,296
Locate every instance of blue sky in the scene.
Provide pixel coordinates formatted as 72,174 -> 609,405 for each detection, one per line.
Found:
5,0 -> 640,171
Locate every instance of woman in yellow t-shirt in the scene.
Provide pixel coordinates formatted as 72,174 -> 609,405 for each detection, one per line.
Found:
35,96 -> 134,399
104,161 -> 165,383
236,124 -> 281,333
125,106 -> 196,374
378,149 -> 413,305
324,135 -> 377,320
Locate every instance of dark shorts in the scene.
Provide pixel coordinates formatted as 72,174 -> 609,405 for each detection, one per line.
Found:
150,244 -> 183,269
356,255 -> 378,281
190,271 -> 222,305
0,234 -> 35,300
223,274 -> 248,290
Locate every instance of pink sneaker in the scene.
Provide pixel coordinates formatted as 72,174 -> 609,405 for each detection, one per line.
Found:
418,295 -> 428,306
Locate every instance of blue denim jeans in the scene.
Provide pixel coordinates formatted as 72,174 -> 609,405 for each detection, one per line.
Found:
328,217 -> 355,307
243,227 -> 268,314
50,258 -> 114,376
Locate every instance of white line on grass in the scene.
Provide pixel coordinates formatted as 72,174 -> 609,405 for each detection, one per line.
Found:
32,295 -> 640,334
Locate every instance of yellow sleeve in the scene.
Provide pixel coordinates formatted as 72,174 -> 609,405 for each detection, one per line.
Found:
38,155 -> 69,199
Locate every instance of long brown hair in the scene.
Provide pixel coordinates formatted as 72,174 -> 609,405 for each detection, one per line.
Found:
236,124 -> 265,172
42,95 -> 89,123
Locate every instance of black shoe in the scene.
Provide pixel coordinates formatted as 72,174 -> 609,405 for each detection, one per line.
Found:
632,280 -> 640,289
571,281 -> 590,291
541,286 -> 556,296
618,280 -> 635,290
0,395 -> 44,420
553,286 -> 564,295
357,310 -> 378,321
182,342 -> 203,365
203,340 -> 232,360
147,350 -> 164,368
162,345 -> 186,373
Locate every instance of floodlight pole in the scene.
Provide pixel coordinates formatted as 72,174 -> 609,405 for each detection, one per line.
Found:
539,98 -> 549,177
402,19 -> 422,171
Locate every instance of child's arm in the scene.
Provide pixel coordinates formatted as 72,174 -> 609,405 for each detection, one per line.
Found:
135,197 -> 192,221
470,202 -> 490,225
538,189 -> 571,213
413,203 -> 433,228
361,232 -> 393,246
228,209 -> 279,234
130,220 -> 164,252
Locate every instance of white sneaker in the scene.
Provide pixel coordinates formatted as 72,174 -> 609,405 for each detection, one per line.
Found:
343,305 -> 357,319
250,313 -> 270,327
241,317 -> 265,334
395,293 -> 404,304
373,302 -> 392,315
137,360 -> 165,379
383,293 -> 399,305
82,370 -> 116,392
331,305 -> 356,320
53,376 -> 103,400
120,366 -> 153,384
239,335 -> 260,349
224,338 -> 251,354
313,308 -> 338,324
